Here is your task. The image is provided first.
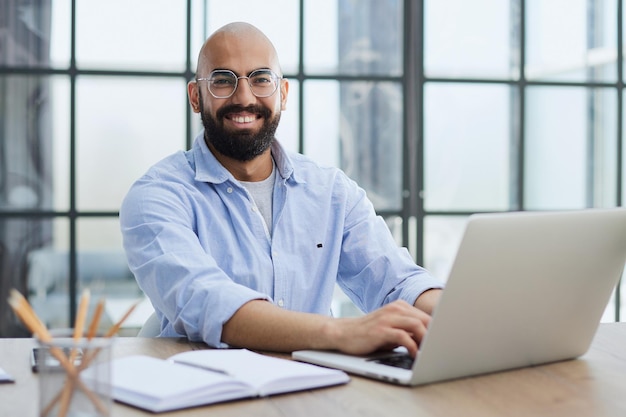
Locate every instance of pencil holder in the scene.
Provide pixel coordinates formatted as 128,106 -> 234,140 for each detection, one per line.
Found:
37,329 -> 113,417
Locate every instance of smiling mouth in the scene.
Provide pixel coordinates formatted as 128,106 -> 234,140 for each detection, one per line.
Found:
228,114 -> 259,124
218,105 -> 270,126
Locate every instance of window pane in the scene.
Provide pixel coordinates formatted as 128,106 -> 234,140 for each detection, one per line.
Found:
340,81 -> 403,211
424,83 -> 512,211
190,0 -> 208,74
592,87 -> 618,207
526,0 -> 618,82
203,0 -> 300,75
616,272 -> 626,321
50,0 -> 72,67
615,6 -> 626,80
78,218 -> 145,335
0,75 -> 69,211
17,218 -> 69,332
1,1 -> 71,69
23,217 -> 145,333
424,0 -> 516,79
51,77 -> 71,211
304,0 -> 339,74
525,87 -> 616,209
423,215 -> 468,283
305,0 -> 402,76
602,280 -> 620,322
75,0 -> 187,71
303,81 -> 340,167
304,80 -> 403,211
620,90 -> 626,202
76,76 -> 187,211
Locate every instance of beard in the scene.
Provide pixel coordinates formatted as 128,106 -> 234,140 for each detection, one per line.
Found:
199,94 -> 280,162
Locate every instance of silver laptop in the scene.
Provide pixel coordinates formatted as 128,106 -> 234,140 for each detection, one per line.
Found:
293,208 -> 626,386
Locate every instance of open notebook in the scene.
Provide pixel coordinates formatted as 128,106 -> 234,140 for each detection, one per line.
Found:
294,208 -> 626,386
89,349 -> 349,412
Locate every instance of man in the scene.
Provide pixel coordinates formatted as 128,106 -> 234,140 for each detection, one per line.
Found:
120,22 -> 443,358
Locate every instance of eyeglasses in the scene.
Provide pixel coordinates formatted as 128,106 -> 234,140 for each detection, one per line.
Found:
196,69 -> 282,99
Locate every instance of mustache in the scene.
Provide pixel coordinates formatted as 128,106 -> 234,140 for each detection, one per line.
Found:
216,104 -> 271,120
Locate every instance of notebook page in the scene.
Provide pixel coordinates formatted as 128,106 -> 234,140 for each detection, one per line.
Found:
170,349 -> 349,396
107,355 -> 255,412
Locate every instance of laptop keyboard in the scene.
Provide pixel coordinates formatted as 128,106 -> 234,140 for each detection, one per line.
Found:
368,353 -> 414,370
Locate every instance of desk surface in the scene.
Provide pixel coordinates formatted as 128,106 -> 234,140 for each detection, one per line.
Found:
2,323 -> 626,417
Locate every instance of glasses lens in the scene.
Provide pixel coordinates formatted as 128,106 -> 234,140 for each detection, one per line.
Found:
248,70 -> 279,97
209,71 -> 237,98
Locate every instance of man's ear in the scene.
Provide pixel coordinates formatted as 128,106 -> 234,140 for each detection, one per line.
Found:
187,81 -> 201,113
280,78 -> 289,111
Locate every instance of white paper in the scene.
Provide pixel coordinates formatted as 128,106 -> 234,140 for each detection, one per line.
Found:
169,349 -> 350,396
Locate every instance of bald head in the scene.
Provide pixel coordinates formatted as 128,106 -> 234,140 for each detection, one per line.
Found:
196,22 -> 282,78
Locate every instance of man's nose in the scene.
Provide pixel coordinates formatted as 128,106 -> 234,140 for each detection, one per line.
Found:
230,77 -> 256,104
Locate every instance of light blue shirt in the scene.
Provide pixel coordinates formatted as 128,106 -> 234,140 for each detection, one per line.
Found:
120,132 -> 443,347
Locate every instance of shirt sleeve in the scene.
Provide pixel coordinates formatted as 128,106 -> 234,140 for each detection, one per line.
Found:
335,173 -> 444,312
119,175 -> 270,348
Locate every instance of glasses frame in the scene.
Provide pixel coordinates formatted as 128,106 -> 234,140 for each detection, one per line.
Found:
196,68 -> 283,99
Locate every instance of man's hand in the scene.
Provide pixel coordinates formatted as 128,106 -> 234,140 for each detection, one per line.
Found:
222,292 -> 441,357
324,300 -> 431,358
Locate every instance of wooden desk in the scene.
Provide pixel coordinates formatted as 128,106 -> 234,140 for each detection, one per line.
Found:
2,323 -> 626,417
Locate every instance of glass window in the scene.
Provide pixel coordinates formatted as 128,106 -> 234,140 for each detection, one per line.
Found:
423,215 -> 468,283
50,0 -> 72,68
0,1 -> 70,69
602,285 -> 618,323
75,76 -> 187,211
525,0 -> 618,82
616,90 -> 626,203
304,80 -> 403,211
20,217 -> 70,330
524,87 -> 617,209
424,0 -> 516,79
75,0 -> 188,71
303,80 -> 340,166
424,83 -> 512,212
304,0 -> 339,75
77,217 -> 145,333
592,87 -> 618,207
620,2 -> 626,81
203,0 -> 300,75
0,75 -> 69,212
3,0 -> 626,334
305,0 -> 403,76
51,77 -> 72,211
621,271 -> 626,322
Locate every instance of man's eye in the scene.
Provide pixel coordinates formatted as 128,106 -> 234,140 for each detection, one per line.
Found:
212,78 -> 235,86
252,76 -> 272,84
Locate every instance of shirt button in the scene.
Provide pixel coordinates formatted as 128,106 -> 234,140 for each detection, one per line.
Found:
226,187 -> 233,193
277,299 -> 284,307
251,206 -> 257,212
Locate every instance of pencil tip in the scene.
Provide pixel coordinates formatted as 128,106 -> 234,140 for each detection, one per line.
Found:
8,289 -> 22,305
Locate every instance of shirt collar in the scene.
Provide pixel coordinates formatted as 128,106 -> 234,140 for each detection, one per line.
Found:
191,130 -> 304,185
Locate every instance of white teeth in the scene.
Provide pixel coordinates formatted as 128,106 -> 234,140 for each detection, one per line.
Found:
232,115 -> 255,123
